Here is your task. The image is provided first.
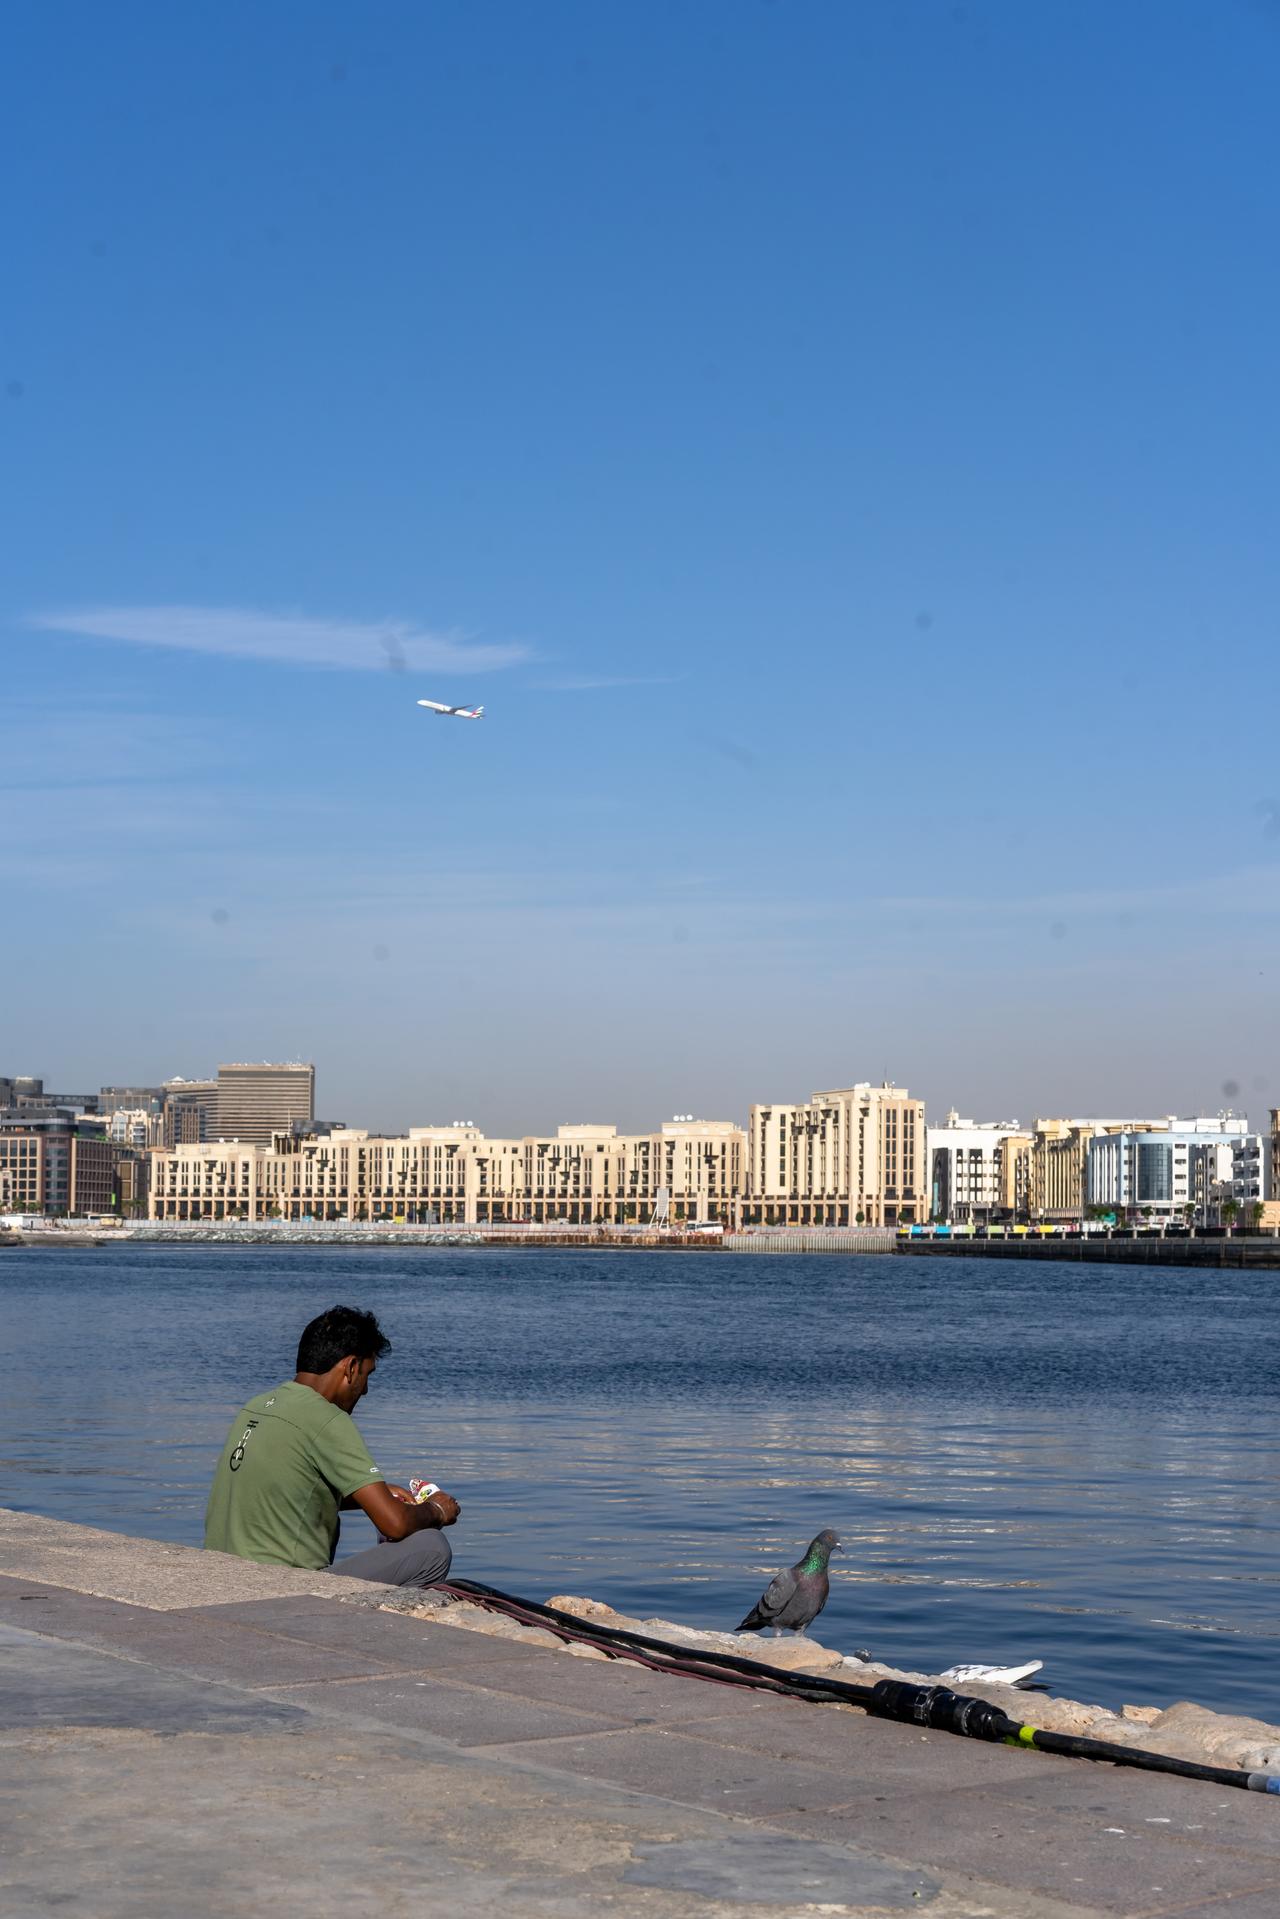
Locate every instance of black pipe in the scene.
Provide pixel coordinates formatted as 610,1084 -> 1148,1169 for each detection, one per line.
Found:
434,1578 -> 1279,1796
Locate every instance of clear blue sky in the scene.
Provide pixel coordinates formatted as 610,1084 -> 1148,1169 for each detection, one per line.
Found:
5,0 -> 1279,1133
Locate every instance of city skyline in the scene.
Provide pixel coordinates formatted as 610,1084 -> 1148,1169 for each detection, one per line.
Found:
6,1051 -> 1277,1146
6,1060 -> 1274,1228
6,3 -> 1279,1129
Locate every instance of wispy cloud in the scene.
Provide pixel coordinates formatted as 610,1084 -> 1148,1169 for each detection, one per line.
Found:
535,673 -> 685,692
29,604 -> 531,675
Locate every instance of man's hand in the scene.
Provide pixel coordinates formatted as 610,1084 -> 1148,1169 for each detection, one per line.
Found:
385,1482 -> 457,1524
422,1491 -> 461,1527
352,1480 -> 458,1541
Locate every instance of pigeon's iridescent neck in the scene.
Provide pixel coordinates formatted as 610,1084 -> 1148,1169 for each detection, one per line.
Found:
800,1544 -> 830,1573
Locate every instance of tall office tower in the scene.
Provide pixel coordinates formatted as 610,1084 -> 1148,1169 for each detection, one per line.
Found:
161,1078 -> 219,1147
215,1062 -> 315,1145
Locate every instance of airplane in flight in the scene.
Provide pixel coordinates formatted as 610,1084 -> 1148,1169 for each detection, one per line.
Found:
417,698 -> 485,720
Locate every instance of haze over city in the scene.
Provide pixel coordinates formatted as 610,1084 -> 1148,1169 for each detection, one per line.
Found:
5,1 -> 1279,1134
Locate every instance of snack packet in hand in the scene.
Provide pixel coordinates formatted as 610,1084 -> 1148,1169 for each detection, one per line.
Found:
377,1477 -> 442,1542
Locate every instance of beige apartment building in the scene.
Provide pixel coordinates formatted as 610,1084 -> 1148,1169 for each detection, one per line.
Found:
740,1081 -> 926,1227
215,1062 -> 315,1146
147,1117 -> 745,1227
996,1133 -> 1032,1217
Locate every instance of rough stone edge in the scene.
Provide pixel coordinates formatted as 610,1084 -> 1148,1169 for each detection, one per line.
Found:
391,1588 -> 1280,1776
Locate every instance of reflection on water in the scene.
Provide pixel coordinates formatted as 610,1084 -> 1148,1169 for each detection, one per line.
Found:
2,1244 -> 1278,1715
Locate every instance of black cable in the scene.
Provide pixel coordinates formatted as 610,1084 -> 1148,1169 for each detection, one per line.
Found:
434,1578 -> 1280,1796
437,1577 -> 884,1697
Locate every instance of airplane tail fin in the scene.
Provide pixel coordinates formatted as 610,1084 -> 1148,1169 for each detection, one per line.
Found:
475,705 -> 485,718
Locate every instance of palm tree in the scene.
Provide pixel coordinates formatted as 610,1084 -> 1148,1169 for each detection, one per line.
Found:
1250,1201 -> 1265,1231
1221,1197 -> 1239,1233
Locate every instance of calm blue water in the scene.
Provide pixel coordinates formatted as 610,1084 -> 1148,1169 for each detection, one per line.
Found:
2,1244 -> 1278,1719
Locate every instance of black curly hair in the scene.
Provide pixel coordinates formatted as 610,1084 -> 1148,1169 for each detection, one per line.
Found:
296,1305 -> 392,1375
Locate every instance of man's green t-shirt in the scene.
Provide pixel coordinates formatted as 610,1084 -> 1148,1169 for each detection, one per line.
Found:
204,1380 -> 385,1569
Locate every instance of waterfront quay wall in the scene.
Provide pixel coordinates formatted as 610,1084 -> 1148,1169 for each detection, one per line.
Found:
725,1226 -> 896,1254
896,1233 -> 1280,1269
17,1220 -> 1278,1265
122,1221 -> 726,1251
109,1222 -> 898,1253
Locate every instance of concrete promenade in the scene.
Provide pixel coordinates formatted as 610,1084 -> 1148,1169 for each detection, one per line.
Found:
1,1513 -> 1278,1917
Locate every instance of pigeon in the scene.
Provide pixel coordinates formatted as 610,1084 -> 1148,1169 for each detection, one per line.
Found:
940,1660 -> 1045,1690
735,1530 -> 841,1634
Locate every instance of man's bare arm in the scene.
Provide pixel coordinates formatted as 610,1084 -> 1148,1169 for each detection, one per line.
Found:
350,1480 -> 461,1539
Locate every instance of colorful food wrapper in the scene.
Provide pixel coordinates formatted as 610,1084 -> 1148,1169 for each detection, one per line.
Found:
377,1477 -> 441,1542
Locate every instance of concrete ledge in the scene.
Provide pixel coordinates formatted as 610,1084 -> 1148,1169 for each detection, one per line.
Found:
6,1509 -> 1280,1917
0,1508 -> 399,1610
6,1509 -> 1280,1778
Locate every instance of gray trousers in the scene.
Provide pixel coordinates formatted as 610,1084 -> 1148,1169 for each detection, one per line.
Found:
332,1528 -> 453,1589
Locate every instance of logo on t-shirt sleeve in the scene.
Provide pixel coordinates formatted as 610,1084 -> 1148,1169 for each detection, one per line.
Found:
228,1419 -> 259,1472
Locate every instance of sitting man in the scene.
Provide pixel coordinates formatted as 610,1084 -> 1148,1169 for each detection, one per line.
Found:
204,1303 -> 459,1588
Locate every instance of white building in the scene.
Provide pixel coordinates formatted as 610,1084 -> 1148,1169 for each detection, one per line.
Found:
1228,1133 -> 1267,1205
1087,1116 -> 1265,1220
107,1107 -> 162,1148
927,1111 -> 1024,1222
1196,1131 -> 1267,1219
